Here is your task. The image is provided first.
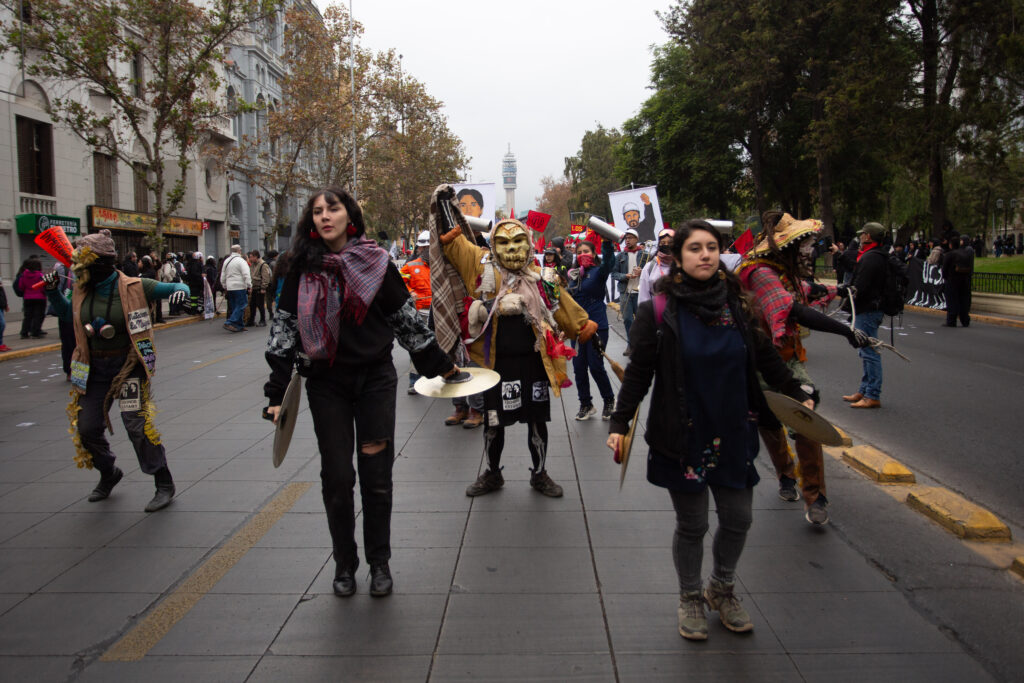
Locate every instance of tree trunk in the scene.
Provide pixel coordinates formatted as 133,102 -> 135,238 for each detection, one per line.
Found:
747,118 -> 767,215
919,0 -> 948,234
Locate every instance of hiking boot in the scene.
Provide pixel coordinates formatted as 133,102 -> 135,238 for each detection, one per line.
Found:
601,398 -> 615,421
369,563 -> 393,597
88,467 -> 123,502
529,469 -> 563,498
677,591 -> 708,640
144,467 -> 175,512
462,409 -> 484,429
575,403 -> 596,421
805,495 -> 830,525
778,476 -> 800,502
466,468 -> 504,497
704,578 -> 753,633
445,408 -> 469,426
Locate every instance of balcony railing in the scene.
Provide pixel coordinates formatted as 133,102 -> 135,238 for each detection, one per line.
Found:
19,193 -> 57,215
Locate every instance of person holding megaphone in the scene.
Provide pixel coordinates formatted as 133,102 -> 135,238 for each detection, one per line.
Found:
42,229 -> 190,512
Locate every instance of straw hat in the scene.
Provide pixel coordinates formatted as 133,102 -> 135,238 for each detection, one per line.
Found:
747,213 -> 822,258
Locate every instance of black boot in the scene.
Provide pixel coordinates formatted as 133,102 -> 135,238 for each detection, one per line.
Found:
88,467 -> 123,502
144,467 -> 175,512
333,567 -> 357,597
370,563 -> 393,597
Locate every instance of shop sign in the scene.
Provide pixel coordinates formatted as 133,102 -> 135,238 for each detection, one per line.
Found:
88,205 -> 202,237
15,213 -> 81,236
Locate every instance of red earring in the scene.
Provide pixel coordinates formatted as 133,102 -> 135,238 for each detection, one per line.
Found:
346,223 -> 357,236
309,229 -> 321,240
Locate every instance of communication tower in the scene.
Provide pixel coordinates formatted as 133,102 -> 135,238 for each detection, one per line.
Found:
502,144 -> 516,216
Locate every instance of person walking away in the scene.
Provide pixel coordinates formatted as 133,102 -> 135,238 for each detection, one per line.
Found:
42,229 -> 190,511
246,250 -> 271,327
16,257 -> 47,338
942,234 -> 974,327
264,187 -> 461,597
567,238 -> 617,420
841,222 -> 890,409
607,220 -> 811,641
220,245 -> 251,332
400,231 -> 434,394
0,273 -> 9,351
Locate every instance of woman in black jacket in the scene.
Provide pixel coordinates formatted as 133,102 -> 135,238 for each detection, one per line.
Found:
606,220 -> 811,642
264,187 -> 462,599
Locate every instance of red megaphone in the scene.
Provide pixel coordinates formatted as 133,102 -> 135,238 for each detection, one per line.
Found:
31,226 -> 74,289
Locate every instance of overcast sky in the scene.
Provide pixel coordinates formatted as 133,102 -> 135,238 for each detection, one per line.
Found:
314,0 -> 671,213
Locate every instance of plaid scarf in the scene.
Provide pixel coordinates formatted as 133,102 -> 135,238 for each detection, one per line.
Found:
297,238 -> 389,362
428,185 -> 470,355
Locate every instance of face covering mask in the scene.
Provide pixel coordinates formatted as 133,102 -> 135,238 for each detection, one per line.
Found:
576,254 -> 595,269
657,244 -> 672,255
86,263 -> 115,283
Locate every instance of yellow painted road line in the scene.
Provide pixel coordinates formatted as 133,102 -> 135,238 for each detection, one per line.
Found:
188,348 -> 251,371
101,481 -> 313,662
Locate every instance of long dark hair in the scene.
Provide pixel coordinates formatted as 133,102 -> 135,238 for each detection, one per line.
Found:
654,219 -> 753,316
290,187 -> 366,273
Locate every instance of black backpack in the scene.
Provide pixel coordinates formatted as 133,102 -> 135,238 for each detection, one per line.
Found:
873,251 -> 909,317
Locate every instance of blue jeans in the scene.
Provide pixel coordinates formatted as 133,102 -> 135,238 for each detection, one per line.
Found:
621,292 -> 639,337
226,289 -> 248,329
855,310 -> 883,400
0,307 -> 5,345
572,327 -> 613,406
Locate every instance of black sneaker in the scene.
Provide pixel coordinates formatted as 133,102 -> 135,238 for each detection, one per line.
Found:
778,476 -> 800,502
530,469 -> 563,498
369,563 -> 393,597
466,468 -> 504,497
601,398 -> 615,421
88,467 -> 123,502
575,404 -> 596,421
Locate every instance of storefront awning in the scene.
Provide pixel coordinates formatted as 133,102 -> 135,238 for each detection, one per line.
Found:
15,213 -> 81,236
89,206 -> 202,237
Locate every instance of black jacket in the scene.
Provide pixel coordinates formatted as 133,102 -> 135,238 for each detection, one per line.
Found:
850,246 -> 888,312
609,294 -> 809,461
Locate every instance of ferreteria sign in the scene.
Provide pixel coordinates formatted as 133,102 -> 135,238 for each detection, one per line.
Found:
88,206 -> 202,237
15,213 -> 81,236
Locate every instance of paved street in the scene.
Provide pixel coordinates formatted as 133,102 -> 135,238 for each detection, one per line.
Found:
0,314 -> 1018,681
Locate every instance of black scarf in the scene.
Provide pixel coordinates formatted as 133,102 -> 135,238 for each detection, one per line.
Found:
665,269 -> 729,324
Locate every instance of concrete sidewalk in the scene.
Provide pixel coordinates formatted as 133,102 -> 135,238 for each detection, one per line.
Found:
0,318 -> 996,682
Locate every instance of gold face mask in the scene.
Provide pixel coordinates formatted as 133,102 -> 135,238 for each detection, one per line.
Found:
70,247 -> 98,285
492,220 -> 532,271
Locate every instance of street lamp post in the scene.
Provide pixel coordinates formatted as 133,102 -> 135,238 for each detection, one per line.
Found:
996,199 -> 1005,245
1010,199 -> 1018,245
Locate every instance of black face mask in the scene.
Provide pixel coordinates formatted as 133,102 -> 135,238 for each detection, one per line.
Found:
657,244 -> 672,255
86,263 -> 115,283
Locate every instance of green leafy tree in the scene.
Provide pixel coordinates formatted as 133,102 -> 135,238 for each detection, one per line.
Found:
564,124 -> 624,221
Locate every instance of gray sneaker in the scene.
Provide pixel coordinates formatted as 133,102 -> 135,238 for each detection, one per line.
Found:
465,468 -> 504,497
529,469 -> 563,497
805,495 -> 830,525
704,578 -> 753,633
677,591 -> 708,640
778,476 -> 800,502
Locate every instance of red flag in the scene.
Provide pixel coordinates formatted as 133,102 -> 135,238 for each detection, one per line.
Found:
525,210 -> 551,233
585,229 -> 602,250
732,228 -> 754,255
535,236 -> 546,252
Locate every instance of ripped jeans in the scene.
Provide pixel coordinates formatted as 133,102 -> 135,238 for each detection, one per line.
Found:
307,360 -> 397,572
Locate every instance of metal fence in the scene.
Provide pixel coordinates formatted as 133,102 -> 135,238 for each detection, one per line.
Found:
971,272 -> 1024,295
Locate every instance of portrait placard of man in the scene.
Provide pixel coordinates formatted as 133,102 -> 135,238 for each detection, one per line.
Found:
452,183 -> 496,223
607,186 -> 664,243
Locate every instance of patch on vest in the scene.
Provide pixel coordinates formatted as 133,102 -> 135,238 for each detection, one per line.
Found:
118,377 -> 141,412
127,308 -> 152,334
135,338 -> 156,372
70,360 -> 89,392
501,380 -> 522,410
532,381 -> 549,402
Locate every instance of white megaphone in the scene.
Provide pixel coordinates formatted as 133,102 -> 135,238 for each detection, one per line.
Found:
587,216 -> 626,243
465,215 -> 492,233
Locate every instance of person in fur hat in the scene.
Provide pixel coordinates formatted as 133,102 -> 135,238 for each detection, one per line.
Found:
429,185 -> 598,498
42,229 -> 191,512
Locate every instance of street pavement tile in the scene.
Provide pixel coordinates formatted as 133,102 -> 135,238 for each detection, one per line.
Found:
0,483 -> 17,497
311,547 -> 458,595
574,451 -> 626,481
270,593 -> 446,656
288,484 -> 352,514
391,456 -> 484,483
390,511 -> 468,548
751,591 -> 955,653
0,482 -> 86,513
0,593 -> 28,616
0,656 -> 78,683
0,592 -> 158,654
391,481 -> 474,513
430,653 -> 616,681
169,480 -> 282,512
593,546 -> 680,594
0,438 -> 50,458
616,653 -> 801,682
496,455 -> 578,482
40,461 -> 134,483
42,546 -> 208,594
737,544 -> 898,594
211,547 -> 328,594
204,423 -> 274,440
398,436 -> 488,460
0,547 -> 94,592
77,656 -> 261,683
203,452 -> 307,482
167,438 -> 249,458
248,654 -> 431,682
150,593 -> 300,656
254,511 -> 331,548
120,458 -> 225,482
603,593 -> 784,654
463,510 -> 589,548
2,511 -> 145,548
742,508 -> 845,547
453,547 -> 597,594
62,480 -> 183,513
108,511 -> 247,548
579,479 -> 675,511
437,594 -> 607,655
792,652 -> 996,682
586,510 -> 676,548
465,482 -> 584,512
0,458 -> 69,483
0,512 -> 48,543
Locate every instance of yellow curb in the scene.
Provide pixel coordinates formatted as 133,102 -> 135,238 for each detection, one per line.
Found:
905,305 -> 1024,329
906,486 -> 1011,542
1011,557 -> 1024,579
0,313 -> 221,363
834,427 -> 854,448
841,445 -> 916,484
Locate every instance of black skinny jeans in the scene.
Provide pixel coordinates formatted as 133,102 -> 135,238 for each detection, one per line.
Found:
306,360 -> 397,573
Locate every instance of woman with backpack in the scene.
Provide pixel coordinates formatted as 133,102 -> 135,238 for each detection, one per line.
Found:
16,257 -> 47,338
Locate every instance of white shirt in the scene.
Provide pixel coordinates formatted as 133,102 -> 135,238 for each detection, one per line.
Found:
638,258 -> 672,305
